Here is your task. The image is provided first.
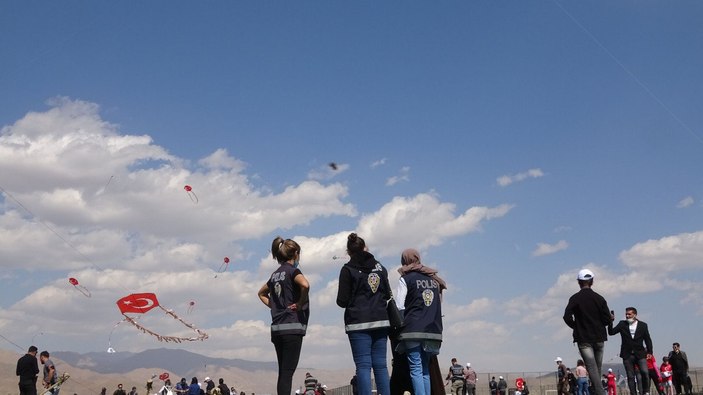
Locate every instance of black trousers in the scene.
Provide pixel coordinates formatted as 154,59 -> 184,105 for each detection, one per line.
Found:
19,380 -> 38,395
272,334 -> 303,395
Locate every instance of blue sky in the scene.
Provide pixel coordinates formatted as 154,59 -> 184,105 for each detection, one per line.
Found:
1,1 -> 702,373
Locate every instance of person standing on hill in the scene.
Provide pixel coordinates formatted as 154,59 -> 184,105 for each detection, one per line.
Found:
563,269 -> 612,395
17,346 -> 40,395
188,378 -> 200,395
555,358 -> 569,395
217,379 -> 230,395
40,351 -> 59,395
489,377 -> 497,395
606,369 -> 616,395
445,358 -> 465,395
304,373 -> 318,395
463,363 -> 477,395
608,307 -> 653,395
574,360 -> 590,395
660,357 -> 674,395
497,376 -> 507,395
395,248 -> 446,395
336,233 -> 392,395
668,343 -> 691,395
258,237 -> 310,395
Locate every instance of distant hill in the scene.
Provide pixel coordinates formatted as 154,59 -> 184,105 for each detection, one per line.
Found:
53,348 -> 278,375
0,348 -> 354,395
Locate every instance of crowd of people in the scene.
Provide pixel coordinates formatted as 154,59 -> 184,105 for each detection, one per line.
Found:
16,349 -> 254,395
99,376 -> 247,395
15,257 -> 696,395
562,269 -> 694,395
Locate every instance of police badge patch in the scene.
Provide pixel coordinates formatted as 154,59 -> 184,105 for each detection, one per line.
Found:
422,289 -> 434,306
368,273 -> 380,293
274,282 -> 282,298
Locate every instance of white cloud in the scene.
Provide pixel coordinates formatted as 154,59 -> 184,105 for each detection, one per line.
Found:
385,166 -> 410,186
0,98 -> 357,272
496,168 -> 544,187
677,196 -> 694,208
619,231 -> 703,273
370,158 -> 387,168
356,193 -> 514,257
532,240 -> 569,257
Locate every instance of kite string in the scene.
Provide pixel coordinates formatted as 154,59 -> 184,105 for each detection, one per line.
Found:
551,0 -> 703,146
0,184 -> 136,294
0,332 -> 26,351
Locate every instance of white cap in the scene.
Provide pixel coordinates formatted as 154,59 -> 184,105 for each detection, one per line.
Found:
555,357 -> 563,362
204,377 -> 210,382
499,376 -> 503,380
322,385 -> 327,389
608,368 -> 612,372
577,269 -> 594,281
467,363 -> 471,367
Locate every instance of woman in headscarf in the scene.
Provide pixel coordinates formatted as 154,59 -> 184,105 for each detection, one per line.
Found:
394,248 -> 446,395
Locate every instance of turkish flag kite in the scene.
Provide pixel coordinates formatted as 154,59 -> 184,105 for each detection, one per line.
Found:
116,293 -> 160,314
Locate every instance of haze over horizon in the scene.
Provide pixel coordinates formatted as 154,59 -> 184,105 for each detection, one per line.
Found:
1,1 -> 702,373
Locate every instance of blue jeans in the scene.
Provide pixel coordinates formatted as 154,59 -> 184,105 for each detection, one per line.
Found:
578,342 -> 605,395
623,355 -> 649,395
577,377 -> 590,395
406,344 -> 431,395
348,329 -> 390,395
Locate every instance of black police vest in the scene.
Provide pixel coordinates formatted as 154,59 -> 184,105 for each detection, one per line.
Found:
398,271 -> 442,341
267,263 -> 308,336
451,364 -> 464,381
341,262 -> 390,332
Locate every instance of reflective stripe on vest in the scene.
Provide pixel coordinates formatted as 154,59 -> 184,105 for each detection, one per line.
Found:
345,319 -> 390,332
398,331 -> 442,341
271,322 -> 307,332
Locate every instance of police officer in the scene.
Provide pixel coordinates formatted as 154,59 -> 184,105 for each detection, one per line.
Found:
258,237 -> 310,395
445,358 -> 465,395
396,248 -> 445,395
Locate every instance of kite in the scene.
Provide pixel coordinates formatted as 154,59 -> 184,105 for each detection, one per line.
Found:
116,292 -> 208,343
214,256 -> 230,278
332,256 -> 343,260
159,373 -> 170,381
187,301 -> 196,314
68,277 -> 91,297
184,185 -> 198,204
328,162 -> 338,171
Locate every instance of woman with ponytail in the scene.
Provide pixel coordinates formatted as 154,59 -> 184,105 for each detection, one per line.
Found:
258,236 -> 310,395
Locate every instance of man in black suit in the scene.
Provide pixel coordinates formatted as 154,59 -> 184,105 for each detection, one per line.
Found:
609,307 -> 653,395
16,345 -> 39,395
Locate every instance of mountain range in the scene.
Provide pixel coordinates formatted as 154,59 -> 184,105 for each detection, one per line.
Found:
52,348 -> 278,375
0,348 -> 354,395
